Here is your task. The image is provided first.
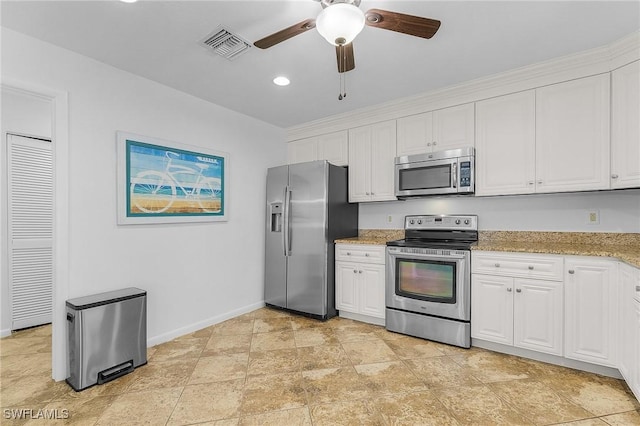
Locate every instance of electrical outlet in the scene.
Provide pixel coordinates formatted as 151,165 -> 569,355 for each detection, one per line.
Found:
387,215 -> 393,223
587,210 -> 600,225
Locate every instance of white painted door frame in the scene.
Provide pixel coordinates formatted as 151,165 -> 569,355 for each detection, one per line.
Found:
2,81 -> 69,381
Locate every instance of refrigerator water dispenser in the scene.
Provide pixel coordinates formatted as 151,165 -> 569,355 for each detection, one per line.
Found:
270,202 -> 282,232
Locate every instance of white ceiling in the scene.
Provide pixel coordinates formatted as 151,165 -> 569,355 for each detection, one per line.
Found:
2,1 -> 639,128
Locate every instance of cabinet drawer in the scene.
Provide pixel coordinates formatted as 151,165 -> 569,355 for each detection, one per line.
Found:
472,251 -> 563,281
336,244 -> 386,264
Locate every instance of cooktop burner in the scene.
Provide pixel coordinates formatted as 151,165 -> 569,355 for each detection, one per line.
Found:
387,214 -> 478,249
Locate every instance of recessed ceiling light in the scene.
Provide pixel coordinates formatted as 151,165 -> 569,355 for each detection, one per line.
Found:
273,76 -> 290,86
120,0 -> 138,3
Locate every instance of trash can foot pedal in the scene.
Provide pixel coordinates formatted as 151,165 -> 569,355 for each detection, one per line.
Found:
97,360 -> 134,384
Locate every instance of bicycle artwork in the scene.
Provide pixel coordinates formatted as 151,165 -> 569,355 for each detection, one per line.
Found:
117,132 -> 228,224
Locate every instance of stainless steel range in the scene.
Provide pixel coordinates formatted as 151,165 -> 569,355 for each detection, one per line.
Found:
386,214 -> 478,348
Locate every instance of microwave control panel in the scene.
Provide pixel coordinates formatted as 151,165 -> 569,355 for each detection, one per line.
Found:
459,161 -> 472,187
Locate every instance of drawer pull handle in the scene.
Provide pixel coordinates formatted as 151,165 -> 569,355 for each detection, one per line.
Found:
568,270 -> 575,274
495,263 -> 500,268
636,285 -> 640,292
507,288 -> 512,292
528,266 -> 534,270
516,288 -> 522,293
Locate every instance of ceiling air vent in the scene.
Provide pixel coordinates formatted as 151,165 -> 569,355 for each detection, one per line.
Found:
200,26 -> 251,60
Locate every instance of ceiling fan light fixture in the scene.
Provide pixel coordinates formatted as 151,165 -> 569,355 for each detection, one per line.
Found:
316,3 -> 365,46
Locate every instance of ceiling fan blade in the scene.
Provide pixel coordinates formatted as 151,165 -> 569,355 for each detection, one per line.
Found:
364,8 -> 441,39
336,43 -> 355,73
254,19 -> 316,49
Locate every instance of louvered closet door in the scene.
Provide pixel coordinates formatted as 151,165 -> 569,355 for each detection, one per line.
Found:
7,134 -> 53,330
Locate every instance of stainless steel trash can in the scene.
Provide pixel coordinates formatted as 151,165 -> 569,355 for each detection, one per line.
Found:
66,287 -> 147,391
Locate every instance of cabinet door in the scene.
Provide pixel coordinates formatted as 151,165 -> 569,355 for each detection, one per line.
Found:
287,137 -> 318,164
359,263 -> 386,319
335,262 -> 359,313
564,258 -> 618,367
475,91 -> 536,196
535,74 -> 610,193
618,262 -> 640,387
632,300 -> 640,401
433,103 -> 475,151
396,112 -> 432,156
369,120 -> 397,202
471,274 -> 514,345
318,131 -> 349,166
611,61 -> 640,189
347,126 -> 371,202
513,278 -> 563,356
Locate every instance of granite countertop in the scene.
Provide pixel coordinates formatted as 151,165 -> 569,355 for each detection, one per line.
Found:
334,229 -> 403,246
473,231 -> 640,268
336,229 -> 640,268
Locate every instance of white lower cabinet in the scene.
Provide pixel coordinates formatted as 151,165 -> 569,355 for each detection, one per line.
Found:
335,244 -> 385,325
618,262 -> 640,400
472,252 -> 563,356
564,257 -> 618,368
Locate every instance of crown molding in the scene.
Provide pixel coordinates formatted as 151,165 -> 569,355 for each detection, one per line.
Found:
287,30 -> 640,142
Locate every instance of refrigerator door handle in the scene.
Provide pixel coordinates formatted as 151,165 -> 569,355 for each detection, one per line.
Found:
283,186 -> 291,256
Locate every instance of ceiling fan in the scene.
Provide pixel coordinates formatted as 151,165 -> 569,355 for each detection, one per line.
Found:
254,0 -> 441,79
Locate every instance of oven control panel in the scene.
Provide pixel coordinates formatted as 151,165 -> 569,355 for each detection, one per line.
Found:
405,214 -> 477,231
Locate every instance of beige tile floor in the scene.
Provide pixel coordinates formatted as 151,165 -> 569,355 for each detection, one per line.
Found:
1,307 -> 639,425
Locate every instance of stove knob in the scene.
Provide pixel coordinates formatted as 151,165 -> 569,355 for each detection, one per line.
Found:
455,219 -> 461,225
417,219 -> 422,224
409,219 -> 415,225
464,219 -> 470,225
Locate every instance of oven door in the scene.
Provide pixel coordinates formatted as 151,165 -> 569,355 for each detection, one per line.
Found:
386,247 -> 470,321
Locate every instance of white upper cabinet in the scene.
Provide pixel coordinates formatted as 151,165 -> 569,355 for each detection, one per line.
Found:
287,137 -> 318,164
475,91 -> 536,196
287,130 -> 348,166
348,120 -> 397,203
396,103 -> 475,157
317,131 -> 349,166
535,74 -> 611,193
611,60 -> 640,189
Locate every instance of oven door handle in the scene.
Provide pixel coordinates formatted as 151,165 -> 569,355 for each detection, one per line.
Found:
389,252 -> 467,261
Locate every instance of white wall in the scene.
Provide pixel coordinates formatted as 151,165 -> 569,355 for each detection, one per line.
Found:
1,28 -> 286,354
360,189 -> 640,232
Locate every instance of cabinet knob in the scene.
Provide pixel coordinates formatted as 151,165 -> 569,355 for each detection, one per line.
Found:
568,270 -> 575,274
427,142 -> 432,146
495,263 -> 500,268
528,181 -> 534,185
353,270 -> 357,273
537,180 -> 543,185
528,266 -> 534,270
366,192 -> 370,196
371,192 -> 374,195
611,174 -> 619,179
346,252 -> 351,255
635,285 -> 640,292
516,288 -> 522,293
433,141 -> 437,146
507,288 -> 512,292
365,253 -> 369,257
358,270 -> 362,274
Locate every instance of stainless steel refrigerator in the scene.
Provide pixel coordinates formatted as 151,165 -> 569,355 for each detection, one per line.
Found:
265,160 -> 358,319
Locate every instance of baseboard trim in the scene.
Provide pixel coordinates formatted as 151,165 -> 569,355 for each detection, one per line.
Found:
472,338 -> 622,379
338,310 -> 385,326
147,301 -> 265,347
0,328 -> 11,338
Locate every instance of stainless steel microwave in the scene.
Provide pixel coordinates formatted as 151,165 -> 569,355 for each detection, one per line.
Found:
394,147 -> 475,198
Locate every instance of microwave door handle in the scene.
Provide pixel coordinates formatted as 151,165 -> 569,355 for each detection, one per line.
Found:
452,163 -> 457,189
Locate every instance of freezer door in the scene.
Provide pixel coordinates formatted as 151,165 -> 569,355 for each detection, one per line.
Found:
264,165 -> 288,309
287,161 -> 329,316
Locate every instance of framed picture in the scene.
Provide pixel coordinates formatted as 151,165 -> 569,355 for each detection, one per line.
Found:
117,131 -> 228,224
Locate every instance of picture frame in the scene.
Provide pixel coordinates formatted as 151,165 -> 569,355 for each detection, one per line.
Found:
116,131 -> 228,224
